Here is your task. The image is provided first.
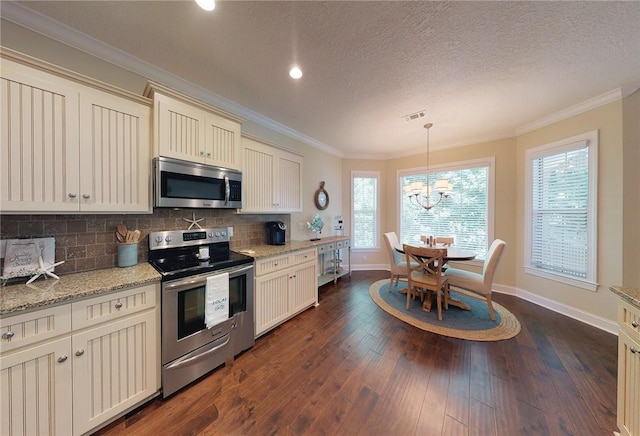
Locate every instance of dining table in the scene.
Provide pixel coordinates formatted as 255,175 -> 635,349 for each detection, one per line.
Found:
395,243 -> 477,312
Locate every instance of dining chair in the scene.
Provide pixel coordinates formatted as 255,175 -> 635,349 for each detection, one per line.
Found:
403,244 -> 450,320
383,232 -> 416,291
435,237 -> 454,246
444,239 -> 506,321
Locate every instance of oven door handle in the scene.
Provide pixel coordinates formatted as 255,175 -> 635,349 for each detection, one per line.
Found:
165,319 -> 237,371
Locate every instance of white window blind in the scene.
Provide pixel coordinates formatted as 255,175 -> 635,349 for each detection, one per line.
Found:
525,131 -> 598,291
352,173 -> 379,249
400,160 -> 492,257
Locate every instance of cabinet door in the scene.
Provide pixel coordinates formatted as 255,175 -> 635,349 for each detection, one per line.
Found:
204,113 -> 241,170
617,330 -> 640,436
72,309 -> 158,436
255,270 -> 290,337
0,336 -> 73,436
241,138 -> 276,212
1,60 -> 80,212
289,261 -> 318,314
276,150 -> 303,212
154,92 -> 205,162
79,89 -> 151,212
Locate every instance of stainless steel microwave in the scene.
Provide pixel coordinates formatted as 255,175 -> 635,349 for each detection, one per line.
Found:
153,157 -> 242,209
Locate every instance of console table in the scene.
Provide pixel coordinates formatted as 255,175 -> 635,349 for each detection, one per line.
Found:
316,237 -> 351,286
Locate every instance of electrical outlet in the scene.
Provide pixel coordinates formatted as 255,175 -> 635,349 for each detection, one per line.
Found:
227,226 -> 233,237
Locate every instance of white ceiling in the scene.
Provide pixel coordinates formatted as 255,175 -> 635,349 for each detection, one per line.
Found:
4,1 -> 640,158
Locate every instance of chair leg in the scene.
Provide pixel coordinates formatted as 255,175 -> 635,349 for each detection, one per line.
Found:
486,295 -> 496,321
443,284 -> 450,310
406,285 -> 412,310
388,274 -> 394,292
436,289 -> 442,321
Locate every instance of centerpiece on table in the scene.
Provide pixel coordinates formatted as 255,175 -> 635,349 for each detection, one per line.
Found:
307,214 -> 324,241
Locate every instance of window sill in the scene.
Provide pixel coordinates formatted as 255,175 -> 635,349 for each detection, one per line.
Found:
524,266 -> 598,292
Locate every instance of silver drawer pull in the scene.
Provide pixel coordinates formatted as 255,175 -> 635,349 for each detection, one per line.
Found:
57,355 -> 68,363
82,193 -> 91,199
75,349 -> 85,357
68,193 -> 77,198
2,331 -> 15,340
632,320 -> 639,328
630,347 -> 638,354
115,302 -> 123,309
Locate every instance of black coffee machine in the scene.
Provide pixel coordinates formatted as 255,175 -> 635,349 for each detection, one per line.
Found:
266,221 -> 286,245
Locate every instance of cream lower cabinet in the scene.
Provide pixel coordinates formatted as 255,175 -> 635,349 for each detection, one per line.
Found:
240,135 -> 303,213
0,283 -> 159,436
255,248 -> 317,337
616,298 -> 640,436
1,49 -> 151,214
144,81 -> 243,170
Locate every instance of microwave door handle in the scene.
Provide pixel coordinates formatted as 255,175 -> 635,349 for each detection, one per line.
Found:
224,175 -> 230,205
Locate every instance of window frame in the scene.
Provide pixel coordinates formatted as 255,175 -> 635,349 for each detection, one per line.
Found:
524,130 -> 599,291
397,156 -> 495,263
351,170 -> 380,252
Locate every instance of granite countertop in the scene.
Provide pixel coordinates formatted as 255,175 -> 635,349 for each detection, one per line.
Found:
0,236 -> 350,316
0,263 -> 161,316
236,236 -> 350,259
610,286 -> 640,310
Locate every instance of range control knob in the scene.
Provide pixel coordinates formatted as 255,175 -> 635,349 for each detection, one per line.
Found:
155,235 -> 164,244
208,232 -> 214,239
165,235 -> 173,243
214,231 -> 221,237
220,231 -> 226,237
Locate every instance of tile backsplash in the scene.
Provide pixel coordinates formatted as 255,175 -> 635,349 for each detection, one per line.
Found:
1,209 -> 290,276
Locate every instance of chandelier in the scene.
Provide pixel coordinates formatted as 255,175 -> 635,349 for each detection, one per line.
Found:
404,123 -> 453,210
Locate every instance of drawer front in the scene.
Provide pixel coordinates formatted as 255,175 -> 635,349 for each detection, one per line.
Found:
255,254 -> 291,277
0,305 -> 72,353
72,283 -> 158,331
291,249 -> 317,265
619,299 -> 640,339
342,239 -> 350,248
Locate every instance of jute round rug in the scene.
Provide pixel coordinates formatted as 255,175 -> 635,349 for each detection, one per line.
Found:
369,279 -> 520,341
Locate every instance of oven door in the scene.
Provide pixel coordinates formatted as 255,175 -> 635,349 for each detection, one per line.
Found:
161,263 -> 253,365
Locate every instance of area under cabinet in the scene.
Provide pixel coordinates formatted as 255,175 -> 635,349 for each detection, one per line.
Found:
254,248 -> 318,337
316,237 -> 351,287
0,283 -> 160,436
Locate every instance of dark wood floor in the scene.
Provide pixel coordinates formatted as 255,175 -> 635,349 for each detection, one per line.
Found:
97,270 -> 618,436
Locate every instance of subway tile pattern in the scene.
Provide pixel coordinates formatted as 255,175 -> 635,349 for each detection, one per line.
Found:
1,209 -> 290,276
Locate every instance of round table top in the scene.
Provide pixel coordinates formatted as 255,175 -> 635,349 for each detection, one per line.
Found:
395,243 -> 477,261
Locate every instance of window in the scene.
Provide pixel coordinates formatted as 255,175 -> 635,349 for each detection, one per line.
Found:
524,130 -> 598,291
399,158 -> 494,258
352,171 -> 379,249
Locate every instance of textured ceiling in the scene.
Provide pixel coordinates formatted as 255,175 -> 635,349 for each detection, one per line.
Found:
5,1 -> 640,158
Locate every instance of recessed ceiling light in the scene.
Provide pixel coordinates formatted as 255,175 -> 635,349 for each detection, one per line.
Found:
289,66 -> 303,79
195,0 -> 215,11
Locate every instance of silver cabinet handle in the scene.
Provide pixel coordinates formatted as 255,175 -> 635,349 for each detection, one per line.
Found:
207,152 -> 211,158
200,151 -> 205,156
57,355 -> 68,363
68,193 -> 77,198
75,349 -> 85,357
82,193 -> 91,199
2,331 -> 15,340
115,302 -> 123,309
632,320 -> 639,328
631,347 -> 638,354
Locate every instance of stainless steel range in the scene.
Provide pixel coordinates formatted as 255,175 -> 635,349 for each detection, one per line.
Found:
148,227 -> 254,398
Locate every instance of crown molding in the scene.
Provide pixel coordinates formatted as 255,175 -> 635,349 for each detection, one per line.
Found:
1,2 -> 343,158
516,88 -> 622,136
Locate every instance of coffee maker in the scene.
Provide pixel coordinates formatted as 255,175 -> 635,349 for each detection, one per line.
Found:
266,221 -> 286,245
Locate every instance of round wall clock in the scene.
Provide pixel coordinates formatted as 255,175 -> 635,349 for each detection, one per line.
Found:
314,181 -> 329,210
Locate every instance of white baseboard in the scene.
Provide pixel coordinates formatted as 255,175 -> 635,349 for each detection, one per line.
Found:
361,266 -> 618,335
492,284 -> 618,335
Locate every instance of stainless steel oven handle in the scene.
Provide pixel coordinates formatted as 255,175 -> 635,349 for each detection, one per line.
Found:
165,327 -> 234,371
164,264 -> 254,291
224,175 -> 230,205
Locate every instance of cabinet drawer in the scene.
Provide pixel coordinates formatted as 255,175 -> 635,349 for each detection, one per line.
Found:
619,299 -> 640,339
255,254 -> 291,277
72,283 -> 158,331
337,240 -> 351,249
0,305 -> 72,353
290,249 -> 317,265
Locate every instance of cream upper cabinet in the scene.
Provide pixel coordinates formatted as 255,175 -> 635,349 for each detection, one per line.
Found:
145,82 -> 243,170
1,57 -> 80,212
616,297 -> 640,436
0,49 -> 152,214
241,134 -> 303,213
